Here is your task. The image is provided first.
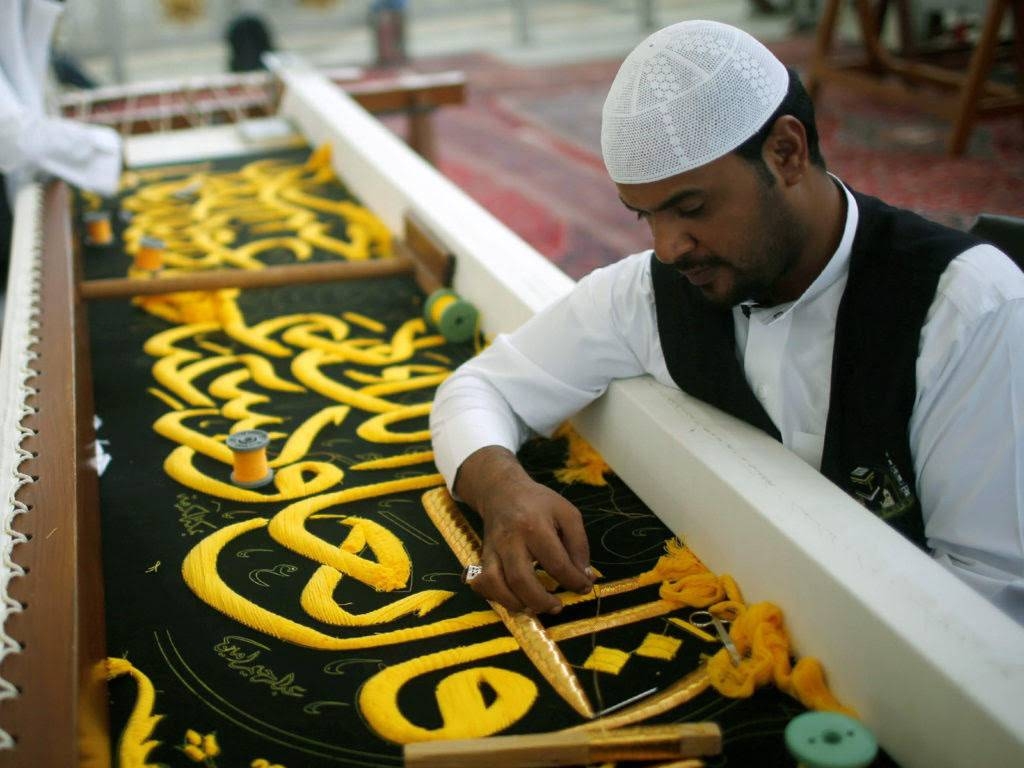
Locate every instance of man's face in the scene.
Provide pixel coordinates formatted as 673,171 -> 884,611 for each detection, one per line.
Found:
616,152 -> 806,308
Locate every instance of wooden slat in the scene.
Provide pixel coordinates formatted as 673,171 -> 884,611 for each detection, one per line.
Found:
1,181 -> 110,766
58,71 -> 466,162
403,211 -> 455,296
80,256 -> 416,301
348,76 -> 466,161
404,723 -> 722,768
346,76 -> 466,113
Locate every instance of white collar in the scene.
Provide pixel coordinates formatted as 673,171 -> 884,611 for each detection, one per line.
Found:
802,174 -> 858,305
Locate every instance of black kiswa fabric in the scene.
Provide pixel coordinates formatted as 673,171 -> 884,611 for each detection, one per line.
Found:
81,150 -> 894,767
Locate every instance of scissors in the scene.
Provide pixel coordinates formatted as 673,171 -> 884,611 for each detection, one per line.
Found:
690,610 -> 741,666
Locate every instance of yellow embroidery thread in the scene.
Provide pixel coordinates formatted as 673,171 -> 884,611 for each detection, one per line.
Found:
106,657 -> 163,768
181,729 -> 220,764
358,637 -> 535,743
182,519 -> 501,649
552,423 -> 612,486
342,311 -> 386,332
356,403 -> 433,444
266,476 -> 444,588
582,646 -> 631,675
147,387 -> 185,411
635,632 -> 682,661
350,451 -> 435,471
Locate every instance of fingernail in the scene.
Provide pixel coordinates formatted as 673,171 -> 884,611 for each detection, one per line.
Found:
549,603 -> 562,615
584,565 -> 595,580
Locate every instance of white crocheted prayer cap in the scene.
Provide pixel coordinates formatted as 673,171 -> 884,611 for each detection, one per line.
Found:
602,20 -> 789,184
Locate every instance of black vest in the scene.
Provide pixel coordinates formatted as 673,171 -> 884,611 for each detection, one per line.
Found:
651,190 -> 981,548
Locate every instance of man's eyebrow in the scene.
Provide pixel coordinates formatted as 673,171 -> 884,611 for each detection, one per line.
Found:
619,189 -> 702,214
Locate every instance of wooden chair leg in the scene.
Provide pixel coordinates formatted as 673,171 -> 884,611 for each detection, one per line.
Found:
854,0 -> 890,70
1012,0 -> 1024,99
895,0 -> 917,57
948,0 -> 1009,155
808,0 -> 843,98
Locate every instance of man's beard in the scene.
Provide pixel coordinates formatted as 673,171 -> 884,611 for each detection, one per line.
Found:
696,183 -> 804,309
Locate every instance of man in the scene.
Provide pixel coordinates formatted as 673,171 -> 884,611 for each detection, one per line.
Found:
1,0 -> 122,283
429,20 -> 1024,623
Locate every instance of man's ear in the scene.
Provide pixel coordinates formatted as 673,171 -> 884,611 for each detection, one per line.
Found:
761,115 -> 809,187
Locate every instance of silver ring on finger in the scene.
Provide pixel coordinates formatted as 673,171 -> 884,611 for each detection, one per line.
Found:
462,564 -> 483,584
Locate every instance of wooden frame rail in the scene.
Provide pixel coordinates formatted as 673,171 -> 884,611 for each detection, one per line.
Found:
80,257 -> 417,301
60,69 -> 467,164
78,212 -> 454,302
346,72 -> 466,165
808,0 -> 1024,155
1,182 -> 110,766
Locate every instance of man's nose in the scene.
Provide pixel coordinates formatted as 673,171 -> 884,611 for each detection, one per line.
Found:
650,216 -> 696,265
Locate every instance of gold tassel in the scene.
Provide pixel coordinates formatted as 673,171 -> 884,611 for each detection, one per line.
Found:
553,423 -> 611,486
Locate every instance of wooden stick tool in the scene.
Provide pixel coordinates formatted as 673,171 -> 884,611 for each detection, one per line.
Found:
403,723 -> 722,768
420,489 -> 595,719
79,257 -> 417,300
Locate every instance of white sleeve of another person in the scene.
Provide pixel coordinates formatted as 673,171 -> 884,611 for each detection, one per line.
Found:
912,244 -> 1024,624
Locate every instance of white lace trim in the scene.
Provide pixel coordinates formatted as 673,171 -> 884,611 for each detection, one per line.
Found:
0,183 -> 43,750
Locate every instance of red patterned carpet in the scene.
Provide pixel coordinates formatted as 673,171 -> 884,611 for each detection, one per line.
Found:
405,37 -> 1024,280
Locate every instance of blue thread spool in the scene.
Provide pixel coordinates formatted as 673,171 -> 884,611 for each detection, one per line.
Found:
423,288 -> 478,344
785,712 -> 878,768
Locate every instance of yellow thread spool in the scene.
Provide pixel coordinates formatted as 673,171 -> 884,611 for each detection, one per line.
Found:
135,236 -> 165,271
423,288 -> 479,344
226,430 -> 275,488
83,211 -> 113,245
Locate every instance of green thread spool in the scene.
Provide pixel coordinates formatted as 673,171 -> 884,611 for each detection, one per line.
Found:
785,712 -> 878,768
424,288 -> 478,344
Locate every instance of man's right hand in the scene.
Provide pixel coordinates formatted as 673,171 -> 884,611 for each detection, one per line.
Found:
453,445 -> 593,614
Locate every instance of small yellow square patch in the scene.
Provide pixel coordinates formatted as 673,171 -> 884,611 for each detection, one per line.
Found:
635,632 -> 682,661
582,646 -> 631,675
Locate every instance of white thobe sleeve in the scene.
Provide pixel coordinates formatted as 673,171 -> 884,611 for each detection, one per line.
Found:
912,244 -> 1024,624
0,70 -> 28,175
14,113 -> 122,196
430,253 -> 660,491
0,0 -> 122,198
23,0 -> 65,100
